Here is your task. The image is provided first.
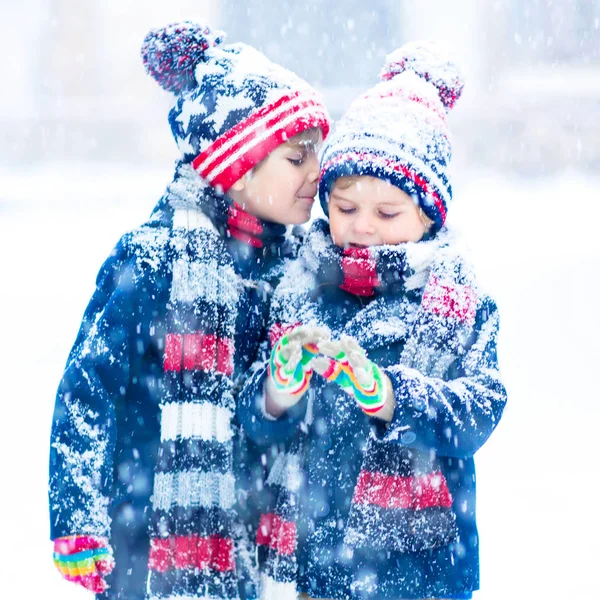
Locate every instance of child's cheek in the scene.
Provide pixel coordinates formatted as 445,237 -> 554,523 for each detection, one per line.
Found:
329,216 -> 343,247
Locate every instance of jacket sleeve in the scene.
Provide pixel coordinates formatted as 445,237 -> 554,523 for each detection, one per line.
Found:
48,237 -> 137,539
381,298 -> 507,459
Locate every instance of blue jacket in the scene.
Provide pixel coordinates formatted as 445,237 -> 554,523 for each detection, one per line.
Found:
238,221 -> 507,600
49,164 -> 299,600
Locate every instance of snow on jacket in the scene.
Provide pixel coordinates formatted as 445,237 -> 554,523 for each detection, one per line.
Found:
49,162 -> 300,600
238,219 -> 507,600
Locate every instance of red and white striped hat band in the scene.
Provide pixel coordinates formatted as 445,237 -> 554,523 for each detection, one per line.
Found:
192,91 -> 330,192
320,151 -> 448,225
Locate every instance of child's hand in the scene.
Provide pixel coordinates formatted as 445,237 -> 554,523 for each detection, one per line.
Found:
268,325 -> 330,405
314,335 -> 393,418
53,535 -> 114,593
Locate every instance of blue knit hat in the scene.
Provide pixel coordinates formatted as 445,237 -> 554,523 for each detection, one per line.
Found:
319,41 -> 464,233
142,22 -> 330,193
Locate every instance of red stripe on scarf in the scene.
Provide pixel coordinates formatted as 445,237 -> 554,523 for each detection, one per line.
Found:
340,247 -> 379,297
183,333 -> 216,370
164,332 -> 234,375
256,513 -> 297,556
163,334 -> 184,371
352,470 -> 453,510
148,535 -> 234,573
216,337 -> 235,375
227,204 -> 263,248
421,275 -> 477,325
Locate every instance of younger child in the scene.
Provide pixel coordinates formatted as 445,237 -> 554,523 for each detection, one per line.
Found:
48,22 -> 329,600
239,42 -> 507,600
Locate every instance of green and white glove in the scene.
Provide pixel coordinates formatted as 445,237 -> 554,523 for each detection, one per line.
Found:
314,335 -> 393,418
267,325 -> 330,407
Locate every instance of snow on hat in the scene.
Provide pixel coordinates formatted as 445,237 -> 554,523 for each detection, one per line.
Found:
319,41 -> 464,233
142,22 -> 330,193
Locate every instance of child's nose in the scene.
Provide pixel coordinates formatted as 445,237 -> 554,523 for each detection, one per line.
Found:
352,212 -> 375,235
305,154 -> 319,183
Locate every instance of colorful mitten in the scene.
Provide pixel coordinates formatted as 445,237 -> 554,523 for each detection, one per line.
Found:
268,325 -> 330,404
315,335 -> 389,415
53,535 -> 114,593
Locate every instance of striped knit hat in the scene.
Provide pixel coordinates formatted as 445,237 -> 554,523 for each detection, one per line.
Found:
142,22 -> 330,193
319,41 -> 464,233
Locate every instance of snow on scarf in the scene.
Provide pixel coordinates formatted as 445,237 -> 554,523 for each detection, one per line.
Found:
258,219 -> 483,598
146,162 -> 286,600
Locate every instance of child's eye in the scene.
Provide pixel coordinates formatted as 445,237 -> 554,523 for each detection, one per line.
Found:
287,157 -> 304,166
379,211 -> 400,219
337,206 -> 356,215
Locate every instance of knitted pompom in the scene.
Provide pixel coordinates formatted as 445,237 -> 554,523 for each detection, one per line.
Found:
141,22 -> 225,94
380,41 -> 464,111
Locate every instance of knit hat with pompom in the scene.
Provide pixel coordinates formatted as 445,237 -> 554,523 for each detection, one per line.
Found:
142,22 -> 330,193
319,41 -> 464,233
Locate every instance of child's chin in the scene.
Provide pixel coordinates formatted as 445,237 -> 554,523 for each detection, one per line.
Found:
291,209 -> 312,225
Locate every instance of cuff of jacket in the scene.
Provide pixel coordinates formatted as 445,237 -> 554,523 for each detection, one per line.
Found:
50,522 -> 111,542
377,365 -> 431,445
264,374 -> 308,411
366,373 -> 396,422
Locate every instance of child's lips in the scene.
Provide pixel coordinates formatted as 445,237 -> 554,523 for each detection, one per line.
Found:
348,242 -> 369,249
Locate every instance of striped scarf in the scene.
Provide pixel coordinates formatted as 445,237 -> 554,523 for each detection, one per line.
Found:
259,220 -> 481,598
146,162 -> 286,600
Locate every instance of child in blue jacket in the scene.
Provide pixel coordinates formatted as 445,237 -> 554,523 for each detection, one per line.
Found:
238,42 -> 507,600
48,21 -> 329,600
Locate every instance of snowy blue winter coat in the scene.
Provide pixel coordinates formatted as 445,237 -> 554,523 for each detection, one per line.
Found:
238,220 -> 507,600
48,163 -> 300,600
